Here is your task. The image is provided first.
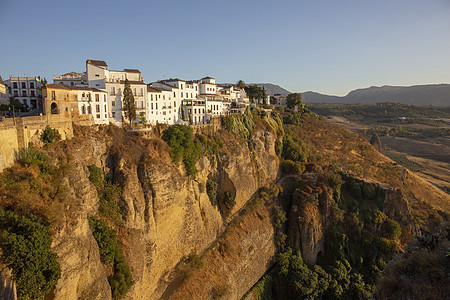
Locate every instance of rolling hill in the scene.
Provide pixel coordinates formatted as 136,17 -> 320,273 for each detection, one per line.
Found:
302,84 -> 450,106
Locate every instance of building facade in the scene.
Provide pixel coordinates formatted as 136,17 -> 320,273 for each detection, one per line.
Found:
43,83 -> 109,125
4,76 -> 43,110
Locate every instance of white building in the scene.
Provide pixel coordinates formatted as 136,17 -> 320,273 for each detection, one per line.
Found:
4,76 -> 43,110
53,72 -> 87,87
75,87 -> 109,125
85,59 -> 147,125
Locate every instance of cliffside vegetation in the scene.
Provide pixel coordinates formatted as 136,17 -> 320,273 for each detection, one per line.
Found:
0,145 -> 66,298
87,165 -> 133,299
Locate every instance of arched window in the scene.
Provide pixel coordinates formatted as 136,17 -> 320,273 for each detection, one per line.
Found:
51,102 -> 58,114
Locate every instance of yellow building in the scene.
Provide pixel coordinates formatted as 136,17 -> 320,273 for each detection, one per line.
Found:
0,76 -> 9,105
42,83 -> 79,119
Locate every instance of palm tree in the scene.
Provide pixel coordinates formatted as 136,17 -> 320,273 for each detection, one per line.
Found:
236,80 -> 245,89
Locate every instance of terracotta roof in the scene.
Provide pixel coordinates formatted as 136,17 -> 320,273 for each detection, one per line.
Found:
60,71 -> 85,78
123,69 -> 141,73
147,86 -> 162,93
86,59 -> 108,67
162,78 -> 186,82
44,83 -> 106,93
152,82 -> 178,90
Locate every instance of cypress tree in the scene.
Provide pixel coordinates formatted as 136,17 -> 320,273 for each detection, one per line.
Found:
122,79 -> 136,126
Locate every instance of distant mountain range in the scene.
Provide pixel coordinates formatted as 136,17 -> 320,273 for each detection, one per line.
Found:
301,84 -> 450,106
253,83 -> 291,97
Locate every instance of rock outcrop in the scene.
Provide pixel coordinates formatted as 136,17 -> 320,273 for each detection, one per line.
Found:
44,127 -> 279,300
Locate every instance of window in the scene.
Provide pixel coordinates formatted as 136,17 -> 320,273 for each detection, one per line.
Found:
181,84 -> 183,89
141,88 -> 143,96
22,82 -> 26,89
96,84 -> 99,87
141,101 -> 143,108
174,101 -> 176,107
96,104 -> 100,112
156,103 -> 158,109
82,93 -> 85,97
104,105 -> 107,111
52,91 -> 55,100
112,101 -> 115,107
30,82 -> 34,89
71,82 -> 74,86
95,74 -> 100,77
96,114 -> 100,119
151,103 -> 153,110
104,95 -> 106,101
181,92 -> 183,97
151,94 -> 153,101
14,91 -> 18,96
96,94 -> 99,102
30,91 -> 35,97
134,88 -> 136,96
105,114 -> 107,118
13,82 -> 17,88
174,92 -> 176,97
112,112 -> 116,118
82,106 -> 86,114
111,87 -> 115,95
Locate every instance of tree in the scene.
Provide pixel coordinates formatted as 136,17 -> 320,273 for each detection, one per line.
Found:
286,93 -> 303,110
244,85 -> 263,103
262,87 -> 267,104
139,112 -> 147,126
122,79 -> 136,126
236,80 -> 245,89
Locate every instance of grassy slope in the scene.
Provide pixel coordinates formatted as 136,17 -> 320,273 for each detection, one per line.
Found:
287,114 -> 450,213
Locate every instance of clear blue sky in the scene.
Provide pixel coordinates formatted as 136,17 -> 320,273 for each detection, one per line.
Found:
1,0 -> 449,96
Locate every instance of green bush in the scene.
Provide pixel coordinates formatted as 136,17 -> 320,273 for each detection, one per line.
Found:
280,160 -> 305,175
162,125 -> 201,176
100,181 -> 123,225
88,165 -> 103,190
17,146 -> 50,173
40,126 -> 61,144
223,191 -> 236,210
88,216 -> 133,299
206,179 -> 218,206
273,206 -> 287,228
88,217 -> 117,265
282,133 -> 307,162
275,138 -> 283,157
109,249 -> 133,299
0,209 -> 61,299
384,219 -> 402,239
88,165 -> 123,225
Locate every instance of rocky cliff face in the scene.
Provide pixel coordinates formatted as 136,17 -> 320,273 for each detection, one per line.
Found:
45,127 -> 279,300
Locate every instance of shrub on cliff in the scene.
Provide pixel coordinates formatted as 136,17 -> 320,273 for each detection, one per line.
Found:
0,209 -> 61,299
162,124 -> 201,176
88,165 -> 123,225
88,216 -> 133,299
17,146 -> 50,173
223,191 -> 236,210
282,133 -> 307,162
280,160 -> 305,175
40,126 -> 61,144
88,217 -> 117,264
206,179 -> 218,206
